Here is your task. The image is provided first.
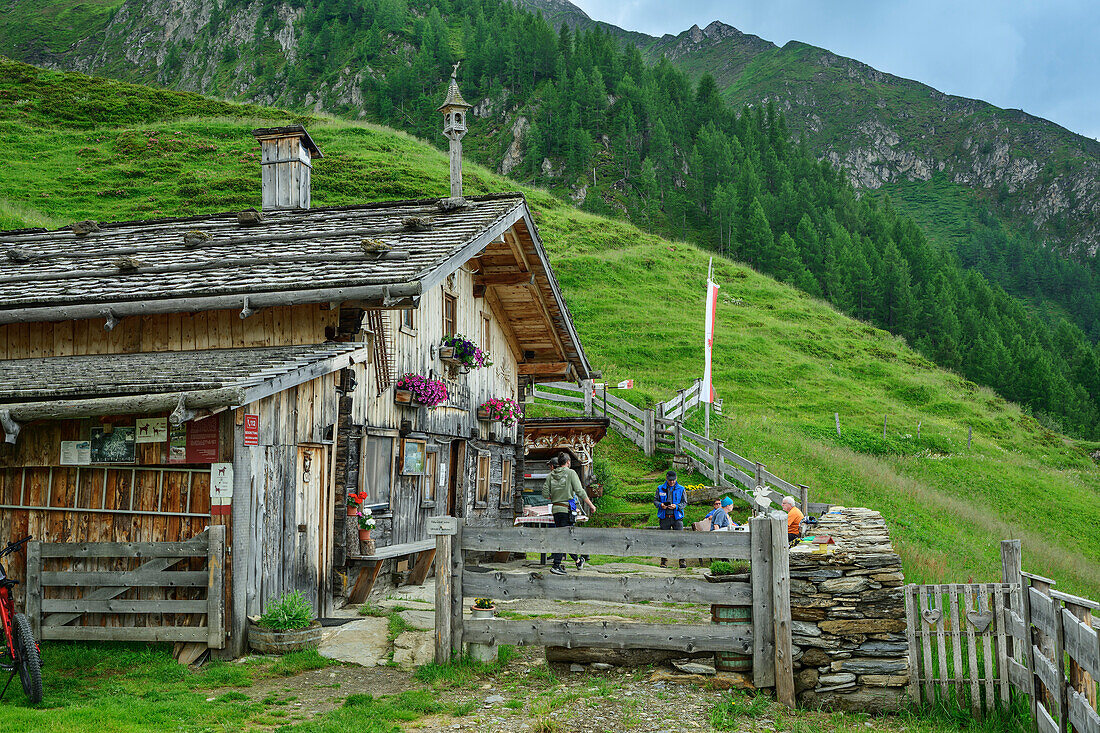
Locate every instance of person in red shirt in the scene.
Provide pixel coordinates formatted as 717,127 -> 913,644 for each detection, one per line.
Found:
781,496 -> 804,542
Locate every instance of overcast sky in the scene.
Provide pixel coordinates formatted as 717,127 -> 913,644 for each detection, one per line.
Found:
570,0 -> 1100,141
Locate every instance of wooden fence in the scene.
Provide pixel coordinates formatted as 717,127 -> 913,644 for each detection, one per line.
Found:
531,380 -> 826,514
430,514 -> 797,707
905,540 -> 1100,732
25,526 -> 226,648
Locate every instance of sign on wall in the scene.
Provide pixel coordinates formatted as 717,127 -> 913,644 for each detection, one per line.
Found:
168,424 -> 187,463
243,414 -> 259,446
186,417 -> 220,463
90,427 -> 136,464
135,417 -> 168,444
210,462 -> 233,516
60,441 -> 91,466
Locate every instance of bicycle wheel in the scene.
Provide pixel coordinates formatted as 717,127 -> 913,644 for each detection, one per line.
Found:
13,613 -> 42,704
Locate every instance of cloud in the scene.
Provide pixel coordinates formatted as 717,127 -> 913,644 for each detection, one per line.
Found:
570,0 -> 1100,140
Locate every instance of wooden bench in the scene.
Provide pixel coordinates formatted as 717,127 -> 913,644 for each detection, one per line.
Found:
346,540 -> 436,603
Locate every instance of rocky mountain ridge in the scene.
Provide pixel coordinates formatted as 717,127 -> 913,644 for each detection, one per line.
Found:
511,0 -> 1100,259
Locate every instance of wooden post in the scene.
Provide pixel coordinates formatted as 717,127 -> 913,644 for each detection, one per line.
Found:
451,524 -> 464,657
1019,573 -> 1040,732
434,531 -> 452,663
582,380 -> 593,416
754,462 -> 765,490
834,412 -> 841,437
903,585 -> 922,705
206,524 -> 226,649
713,440 -> 724,487
677,389 -> 686,420
25,540 -> 41,641
1000,540 -> 1022,662
750,515 -> 775,688
798,485 -> 809,517
673,420 -> 683,455
602,384 -> 607,417
227,418 -> 252,658
704,400 -> 710,440
770,514 -> 795,708
643,409 -> 656,457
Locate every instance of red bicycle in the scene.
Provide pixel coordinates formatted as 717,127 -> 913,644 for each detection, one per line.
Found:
0,536 -> 41,704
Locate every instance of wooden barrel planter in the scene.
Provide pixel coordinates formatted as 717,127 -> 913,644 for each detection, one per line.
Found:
705,572 -> 752,673
248,620 -> 322,655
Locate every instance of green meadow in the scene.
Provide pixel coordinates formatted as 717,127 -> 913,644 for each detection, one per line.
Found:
1,57 -> 1097,601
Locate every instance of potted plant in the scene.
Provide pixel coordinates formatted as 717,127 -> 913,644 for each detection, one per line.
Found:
248,590 -> 322,654
477,397 -> 522,425
358,507 -> 375,541
704,560 -> 751,583
346,491 -> 367,516
440,334 -> 492,371
394,374 -> 449,408
471,597 -> 496,618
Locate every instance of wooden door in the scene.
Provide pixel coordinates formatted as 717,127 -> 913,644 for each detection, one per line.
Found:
295,444 -> 327,613
447,440 -> 465,517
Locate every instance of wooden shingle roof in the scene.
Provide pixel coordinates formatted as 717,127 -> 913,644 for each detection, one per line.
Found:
0,194 -> 525,324
0,343 -> 369,423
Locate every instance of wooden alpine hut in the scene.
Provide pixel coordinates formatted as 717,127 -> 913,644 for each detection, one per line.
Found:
0,72 -> 592,657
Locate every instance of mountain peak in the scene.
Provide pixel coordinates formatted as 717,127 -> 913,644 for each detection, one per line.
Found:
687,20 -> 740,44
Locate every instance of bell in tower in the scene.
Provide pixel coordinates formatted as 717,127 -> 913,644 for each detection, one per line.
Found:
439,62 -> 473,202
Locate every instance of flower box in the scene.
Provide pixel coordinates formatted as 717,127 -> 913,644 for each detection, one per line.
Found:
439,335 -> 492,371
395,374 -> 448,409
478,398 -> 521,426
476,406 -> 491,421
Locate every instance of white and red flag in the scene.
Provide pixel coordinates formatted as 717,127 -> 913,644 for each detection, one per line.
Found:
702,260 -> 719,404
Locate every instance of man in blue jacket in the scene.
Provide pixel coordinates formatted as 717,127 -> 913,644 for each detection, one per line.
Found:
655,470 -> 687,569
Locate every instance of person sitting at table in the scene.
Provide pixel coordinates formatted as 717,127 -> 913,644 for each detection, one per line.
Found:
710,497 -> 735,531
545,452 -> 595,575
782,495 -> 804,542
704,499 -> 722,522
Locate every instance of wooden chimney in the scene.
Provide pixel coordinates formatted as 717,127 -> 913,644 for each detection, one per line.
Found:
438,65 -> 472,201
251,125 -> 323,210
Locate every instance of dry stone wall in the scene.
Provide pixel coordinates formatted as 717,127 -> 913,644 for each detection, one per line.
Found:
789,506 -> 909,712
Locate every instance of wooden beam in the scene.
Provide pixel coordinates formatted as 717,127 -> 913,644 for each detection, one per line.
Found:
483,287 -> 522,363
517,362 -> 569,376
503,230 -> 532,273
462,570 -> 750,605
525,281 -> 569,362
434,536 -> 451,663
460,526 -> 751,560
771,515 -> 795,708
474,272 -> 534,286
463,619 -> 752,653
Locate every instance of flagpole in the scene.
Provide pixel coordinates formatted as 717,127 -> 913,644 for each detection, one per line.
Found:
704,258 -> 712,440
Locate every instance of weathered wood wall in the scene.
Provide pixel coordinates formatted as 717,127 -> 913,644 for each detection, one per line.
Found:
0,414 -> 231,606
343,263 -> 523,563
240,372 -> 339,618
0,304 -> 336,359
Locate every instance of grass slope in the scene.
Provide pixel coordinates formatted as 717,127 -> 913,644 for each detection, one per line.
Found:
1,57 -> 1097,600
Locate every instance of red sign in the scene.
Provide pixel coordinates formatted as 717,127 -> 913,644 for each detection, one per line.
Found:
186,417 -> 220,463
243,414 -> 259,446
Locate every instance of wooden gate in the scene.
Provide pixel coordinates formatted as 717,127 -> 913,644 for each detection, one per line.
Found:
905,540 -> 1100,732
904,582 -> 1015,716
431,514 -> 796,708
25,526 -> 226,648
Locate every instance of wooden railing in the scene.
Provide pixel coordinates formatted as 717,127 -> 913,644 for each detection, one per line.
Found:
531,380 -> 824,514
430,516 -> 797,707
904,539 -> 1100,731
25,526 -> 226,648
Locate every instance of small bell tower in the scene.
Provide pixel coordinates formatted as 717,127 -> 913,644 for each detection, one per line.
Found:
438,63 -> 472,202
